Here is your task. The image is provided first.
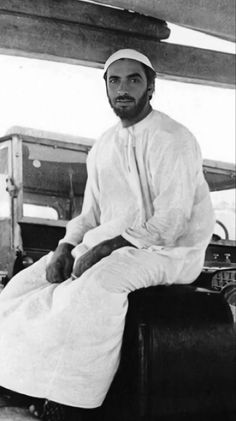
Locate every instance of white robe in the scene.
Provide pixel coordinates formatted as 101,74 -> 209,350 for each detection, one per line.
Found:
0,110 -> 214,408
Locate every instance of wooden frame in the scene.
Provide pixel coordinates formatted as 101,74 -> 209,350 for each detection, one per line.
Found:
0,0 -> 235,88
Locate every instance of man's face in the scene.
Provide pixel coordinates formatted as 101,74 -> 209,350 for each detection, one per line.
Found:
106,59 -> 153,121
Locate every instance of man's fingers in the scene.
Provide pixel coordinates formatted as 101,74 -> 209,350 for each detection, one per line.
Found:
46,263 -> 64,284
45,243 -> 74,283
73,253 -> 97,278
73,260 -> 85,278
63,264 -> 73,280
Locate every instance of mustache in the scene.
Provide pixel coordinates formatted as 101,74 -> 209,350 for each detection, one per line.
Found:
115,95 -> 134,102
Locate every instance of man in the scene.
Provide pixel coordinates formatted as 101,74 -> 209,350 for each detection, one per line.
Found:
0,49 -> 214,420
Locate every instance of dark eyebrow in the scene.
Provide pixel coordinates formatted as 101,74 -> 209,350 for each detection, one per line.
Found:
108,75 -> 119,81
108,72 -> 143,81
127,73 -> 143,79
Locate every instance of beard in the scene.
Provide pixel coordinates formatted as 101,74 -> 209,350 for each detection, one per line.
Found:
108,90 -> 150,120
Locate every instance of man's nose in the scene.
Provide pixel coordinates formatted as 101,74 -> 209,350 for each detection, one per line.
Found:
117,80 -> 129,95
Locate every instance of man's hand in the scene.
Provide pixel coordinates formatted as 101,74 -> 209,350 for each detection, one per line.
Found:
72,235 -> 135,279
46,242 -> 74,283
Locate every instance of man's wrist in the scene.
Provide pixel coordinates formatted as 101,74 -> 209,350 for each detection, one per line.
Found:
106,235 -> 136,251
57,242 -> 74,253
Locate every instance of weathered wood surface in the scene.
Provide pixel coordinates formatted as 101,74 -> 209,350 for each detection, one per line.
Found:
0,0 -> 170,40
0,10 -> 235,88
0,7 -> 235,87
92,0 -> 236,42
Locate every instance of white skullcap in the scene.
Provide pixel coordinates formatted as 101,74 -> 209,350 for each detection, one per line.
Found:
104,49 -> 156,74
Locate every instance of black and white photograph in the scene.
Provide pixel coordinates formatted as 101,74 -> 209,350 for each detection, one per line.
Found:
0,1 -> 235,420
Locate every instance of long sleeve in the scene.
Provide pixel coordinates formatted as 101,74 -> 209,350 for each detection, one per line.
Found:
122,132 -> 208,249
60,146 -> 100,246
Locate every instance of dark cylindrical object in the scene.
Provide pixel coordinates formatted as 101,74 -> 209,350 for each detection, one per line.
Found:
103,285 -> 236,421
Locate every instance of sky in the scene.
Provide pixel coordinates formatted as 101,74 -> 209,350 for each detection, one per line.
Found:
0,23 -> 235,163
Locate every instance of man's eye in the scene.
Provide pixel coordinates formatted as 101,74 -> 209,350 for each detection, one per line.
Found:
109,78 -> 118,84
130,78 -> 139,84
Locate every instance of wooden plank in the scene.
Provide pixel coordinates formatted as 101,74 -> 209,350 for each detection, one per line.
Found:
0,0 -> 170,40
19,216 -> 67,227
92,0 -> 236,42
0,12 -> 235,88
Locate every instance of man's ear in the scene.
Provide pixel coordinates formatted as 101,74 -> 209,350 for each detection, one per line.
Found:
147,82 -> 155,99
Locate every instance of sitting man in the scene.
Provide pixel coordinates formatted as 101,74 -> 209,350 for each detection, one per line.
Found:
0,49 -> 214,421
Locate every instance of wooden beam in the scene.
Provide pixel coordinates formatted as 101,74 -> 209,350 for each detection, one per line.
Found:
0,0 -> 170,40
92,0 -> 236,42
0,9 -> 235,88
